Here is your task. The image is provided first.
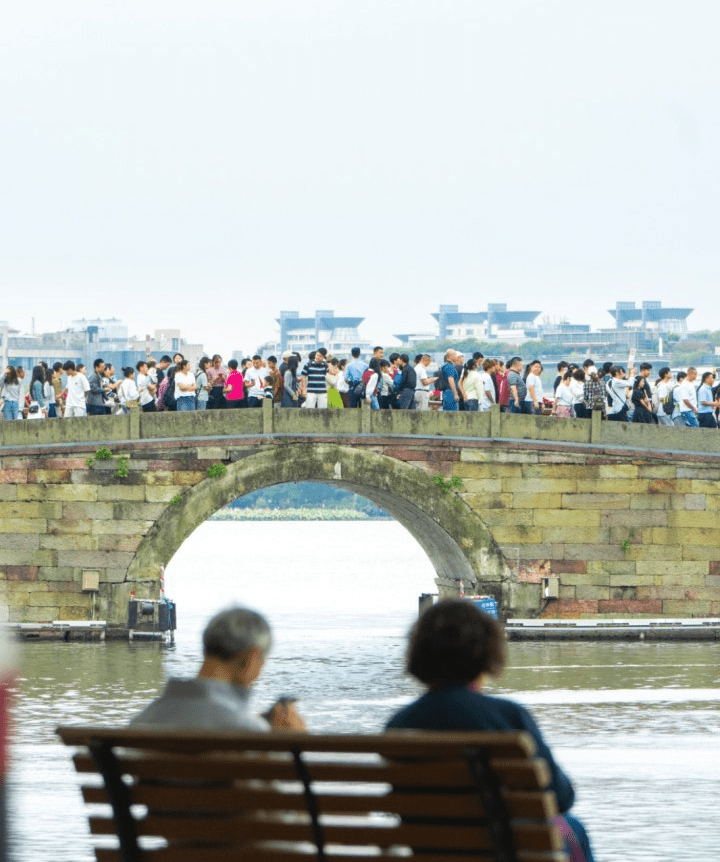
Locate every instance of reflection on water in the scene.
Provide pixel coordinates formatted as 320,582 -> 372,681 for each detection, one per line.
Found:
6,521 -> 720,862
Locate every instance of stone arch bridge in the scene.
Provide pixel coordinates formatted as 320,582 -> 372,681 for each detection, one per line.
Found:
1,406 -> 720,631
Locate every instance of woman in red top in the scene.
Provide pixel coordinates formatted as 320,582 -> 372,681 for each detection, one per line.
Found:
223,359 -> 245,408
493,361 -> 509,410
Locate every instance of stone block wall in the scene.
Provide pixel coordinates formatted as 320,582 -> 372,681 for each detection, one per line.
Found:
452,445 -> 720,618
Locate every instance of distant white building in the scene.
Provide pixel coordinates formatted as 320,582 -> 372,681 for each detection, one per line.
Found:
3,319 -> 205,372
271,310 -> 373,358
430,304 -> 542,344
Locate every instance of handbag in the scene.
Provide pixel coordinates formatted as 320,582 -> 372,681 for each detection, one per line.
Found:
28,401 -> 40,414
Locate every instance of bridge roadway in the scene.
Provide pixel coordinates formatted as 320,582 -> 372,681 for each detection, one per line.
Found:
1,404 -> 720,631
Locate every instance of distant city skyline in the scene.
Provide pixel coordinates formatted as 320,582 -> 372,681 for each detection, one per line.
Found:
1,296 -> 708,361
2,1 -> 718,357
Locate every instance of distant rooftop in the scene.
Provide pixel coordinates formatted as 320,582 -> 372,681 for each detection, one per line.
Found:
431,303 -> 541,326
279,316 -> 364,331
608,300 -> 693,327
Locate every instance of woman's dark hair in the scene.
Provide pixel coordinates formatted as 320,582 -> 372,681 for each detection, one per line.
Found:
572,368 -> 585,382
406,599 -> 506,688
30,365 -> 45,388
198,356 -> 210,372
287,354 -> 299,374
656,366 -> 671,385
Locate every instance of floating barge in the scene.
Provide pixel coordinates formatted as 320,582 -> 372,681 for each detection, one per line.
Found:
505,617 -> 720,641
5,621 -> 108,641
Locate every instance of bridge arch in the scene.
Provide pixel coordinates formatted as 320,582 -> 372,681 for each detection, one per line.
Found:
126,442 -> 510,604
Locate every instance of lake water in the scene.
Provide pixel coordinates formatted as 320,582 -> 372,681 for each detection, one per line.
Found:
6,520 -> 720,861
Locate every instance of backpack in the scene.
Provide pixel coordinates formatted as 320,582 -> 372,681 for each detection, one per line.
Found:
155,376 -> 171,411
360,367 -> 379,399
435,363 -> 448,392
662,387 -> 675,416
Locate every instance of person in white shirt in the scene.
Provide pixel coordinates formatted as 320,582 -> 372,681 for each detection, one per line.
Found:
413,354 -> 434,411
460,359 -> 482,411
479,359 -> 496,412
524,360 -> 544,414
697,370 -> 720,429
673,368 -> 699,427
245,356 -> 266,408
654,367 -> 674,426
552,371 -> 575,418
62,360 -> 90,417
118,367 -> 140,414
174,359 -> 197,411
606,366 -> 631,422
136,360 -> 157,412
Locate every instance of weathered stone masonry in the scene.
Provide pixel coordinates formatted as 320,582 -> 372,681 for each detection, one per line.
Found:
1,407 -> 719,628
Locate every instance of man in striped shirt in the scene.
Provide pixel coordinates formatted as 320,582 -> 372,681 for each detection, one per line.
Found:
301,350 -> 329,408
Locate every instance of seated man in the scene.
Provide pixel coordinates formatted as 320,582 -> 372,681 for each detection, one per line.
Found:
130,606 -> 305,731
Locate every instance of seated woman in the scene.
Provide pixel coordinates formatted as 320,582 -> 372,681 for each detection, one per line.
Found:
386,599 -> 595,862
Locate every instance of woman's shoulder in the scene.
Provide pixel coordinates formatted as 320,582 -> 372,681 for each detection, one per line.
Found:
386,687 -> 534,732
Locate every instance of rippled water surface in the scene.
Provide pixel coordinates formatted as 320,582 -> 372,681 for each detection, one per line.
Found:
6,520 -> 720,861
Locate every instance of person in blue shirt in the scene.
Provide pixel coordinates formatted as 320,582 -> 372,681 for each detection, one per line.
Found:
440,349 -> 460,411
386,599 -> 595,861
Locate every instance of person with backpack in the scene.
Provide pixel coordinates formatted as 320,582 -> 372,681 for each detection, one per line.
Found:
606,366 -> 630,422
654,367 -> 674,426
345,347 -> 368,408
362,358 -> 383,410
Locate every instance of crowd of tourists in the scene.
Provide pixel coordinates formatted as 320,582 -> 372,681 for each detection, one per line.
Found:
1,347 -> 718,429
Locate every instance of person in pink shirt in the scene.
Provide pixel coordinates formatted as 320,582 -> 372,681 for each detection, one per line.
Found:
223,359 -> 245,408
494,361 -> 509,411
206,354 -> 227,410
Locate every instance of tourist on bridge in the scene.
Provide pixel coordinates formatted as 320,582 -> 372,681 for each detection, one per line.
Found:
438,349 -> 460,411
223,359 -> 245,409
697,370 -> 720,429
394,354 -> 416,409
505,356 -> 526,414
345,347 -> 368,408
206,354 -> 227,410
631,363 -> 656,424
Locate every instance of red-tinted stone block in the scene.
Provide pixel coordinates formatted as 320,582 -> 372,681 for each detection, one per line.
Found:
381,448 -> 428,461
549,559 -> 587,574
0,469 -> 28,483
540,599 -> 598,618
5,566 -> 39,581
597,599 -> 662,614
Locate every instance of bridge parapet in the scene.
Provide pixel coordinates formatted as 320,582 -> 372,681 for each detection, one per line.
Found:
2,404 -> 720,457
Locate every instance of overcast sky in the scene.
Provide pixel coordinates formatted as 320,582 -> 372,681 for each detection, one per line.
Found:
2,0 -> 718,356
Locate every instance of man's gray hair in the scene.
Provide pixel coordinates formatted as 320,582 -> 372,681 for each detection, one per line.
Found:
203,607 -> 273,660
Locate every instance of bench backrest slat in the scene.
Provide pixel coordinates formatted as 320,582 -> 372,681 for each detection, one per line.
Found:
58,726 -> 569,862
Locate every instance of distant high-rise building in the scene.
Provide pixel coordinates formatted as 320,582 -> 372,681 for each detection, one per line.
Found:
274,310 -> 370,356
608,300 -> 693,333
431,303 -> 541,343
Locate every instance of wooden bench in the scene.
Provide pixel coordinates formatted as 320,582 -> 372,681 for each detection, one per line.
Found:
57,726 -> 569,862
